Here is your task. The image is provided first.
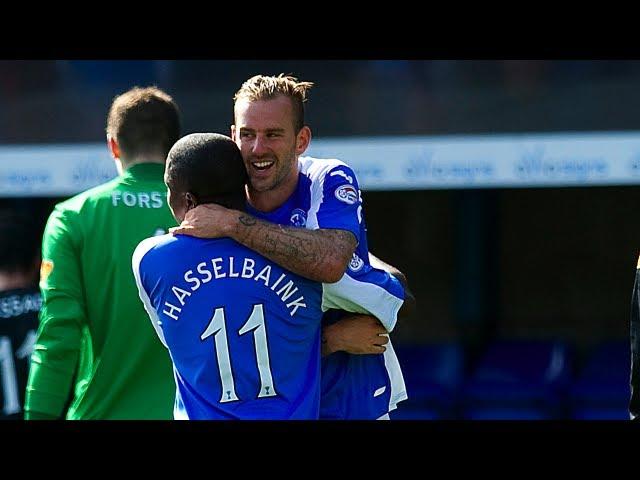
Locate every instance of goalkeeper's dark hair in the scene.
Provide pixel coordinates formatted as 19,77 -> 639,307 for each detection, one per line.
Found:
165,133 -> 247,210
0,209 -> 40,274
106,86 -> 181,165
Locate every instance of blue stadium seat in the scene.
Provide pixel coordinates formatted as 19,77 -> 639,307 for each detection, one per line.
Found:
461,340 -> 573,418
569,340 -> 630,417
394,343 -> 465,419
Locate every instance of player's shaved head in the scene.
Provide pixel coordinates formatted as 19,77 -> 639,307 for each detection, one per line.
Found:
165,133 -> 247,217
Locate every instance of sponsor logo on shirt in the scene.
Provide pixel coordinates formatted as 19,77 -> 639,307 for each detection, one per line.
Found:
335,185 -> 358,205
40,260 -> 54,283
349,253 -> 364,272
290,208 -> 307,228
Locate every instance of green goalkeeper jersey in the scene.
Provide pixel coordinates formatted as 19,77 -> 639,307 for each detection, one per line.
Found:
25,163 -> 176,420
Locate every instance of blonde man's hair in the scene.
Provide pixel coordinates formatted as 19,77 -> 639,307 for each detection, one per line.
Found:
233,74 -> 314,132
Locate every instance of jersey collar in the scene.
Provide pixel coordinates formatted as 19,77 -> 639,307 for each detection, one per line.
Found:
121,163 -> 165,183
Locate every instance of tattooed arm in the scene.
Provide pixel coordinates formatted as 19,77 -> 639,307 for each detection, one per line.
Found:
233,214 -> 356,283
171,204 -> 356,283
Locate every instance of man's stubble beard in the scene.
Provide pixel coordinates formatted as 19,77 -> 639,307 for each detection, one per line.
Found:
248,150 -> 297,194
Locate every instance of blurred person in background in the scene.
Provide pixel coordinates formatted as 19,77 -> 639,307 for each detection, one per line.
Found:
0,209 -> 41,420
172,74 -> 415,420
24,86 -> 181,419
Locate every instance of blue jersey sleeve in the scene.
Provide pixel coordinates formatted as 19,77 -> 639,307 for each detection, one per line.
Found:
314,165 -> 362,243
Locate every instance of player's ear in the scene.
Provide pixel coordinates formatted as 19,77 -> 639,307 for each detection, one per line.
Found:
107,135 -> 120,159
230,125 -> 237,141
295,126 -> 311,156
107,136 -> 125,174
185,192 -> 198,211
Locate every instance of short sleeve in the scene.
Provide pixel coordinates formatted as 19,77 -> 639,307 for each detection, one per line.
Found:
314,165 -> 362,244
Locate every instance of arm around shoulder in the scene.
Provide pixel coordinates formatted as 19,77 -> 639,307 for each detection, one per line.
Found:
228,210 -> 357,283
171,204 -> 357,283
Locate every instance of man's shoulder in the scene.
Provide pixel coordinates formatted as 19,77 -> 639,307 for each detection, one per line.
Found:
133,233 -> 176,263
133,235 -> 238,265
44,180 -> 119,234
52,175 -> 170,228
53,178 -> 121,215
299,156 -> 355,180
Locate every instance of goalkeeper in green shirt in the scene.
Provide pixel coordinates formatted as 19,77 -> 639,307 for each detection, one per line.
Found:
24,86 -> 181,419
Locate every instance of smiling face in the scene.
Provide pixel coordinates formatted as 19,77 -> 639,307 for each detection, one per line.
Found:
232,95 -> 310,197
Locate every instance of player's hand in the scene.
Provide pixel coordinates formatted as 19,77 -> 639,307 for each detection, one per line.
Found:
322,314 -> 389,356
170,204 -> 235,238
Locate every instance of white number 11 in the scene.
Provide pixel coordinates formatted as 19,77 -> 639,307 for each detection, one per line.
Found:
200,304 -> 277,403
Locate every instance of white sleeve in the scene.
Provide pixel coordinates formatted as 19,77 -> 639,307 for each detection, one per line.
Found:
321,273 -> 404,332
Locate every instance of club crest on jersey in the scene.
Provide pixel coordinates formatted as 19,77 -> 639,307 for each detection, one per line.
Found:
335,185 -> 358,205
349,253 -> 365,272
290,208 -> 307,227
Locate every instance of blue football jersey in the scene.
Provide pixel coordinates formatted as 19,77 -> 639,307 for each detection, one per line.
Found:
247,156 -> 408,419
132,234 -> 324,420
